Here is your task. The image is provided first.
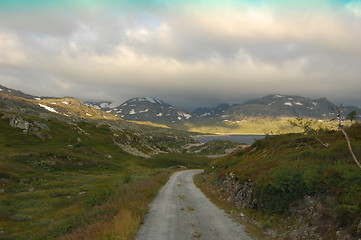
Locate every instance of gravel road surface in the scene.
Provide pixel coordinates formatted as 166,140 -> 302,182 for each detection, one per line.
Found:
136,169 -> 252,240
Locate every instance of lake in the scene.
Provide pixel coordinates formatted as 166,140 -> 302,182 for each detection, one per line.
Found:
192,134 -> 265,145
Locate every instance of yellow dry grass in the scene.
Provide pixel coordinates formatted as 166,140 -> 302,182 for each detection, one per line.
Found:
186,117 -> 341,134
59,171 -> 172,240
128,120 -> 170,129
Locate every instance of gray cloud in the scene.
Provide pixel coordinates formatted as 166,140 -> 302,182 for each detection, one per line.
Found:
0,1 -> 361,111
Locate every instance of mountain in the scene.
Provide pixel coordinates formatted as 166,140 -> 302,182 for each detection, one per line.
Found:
3,83 -> 360,130
194,94 -> 361,121
0,88 -> 118,120
193,103 -> 238,118
85,101 -> 113,111
227,94 -> 338,119
0,84 -> 199,156
89,98 -> 193,126
0,84 -> 40,99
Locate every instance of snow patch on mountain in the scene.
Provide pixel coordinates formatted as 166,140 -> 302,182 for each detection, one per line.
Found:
39,104 -> 58,113
100,103 -> 110,108
178,112 -> 192,119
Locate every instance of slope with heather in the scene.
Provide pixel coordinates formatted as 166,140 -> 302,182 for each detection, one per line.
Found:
197,124 -> 361,239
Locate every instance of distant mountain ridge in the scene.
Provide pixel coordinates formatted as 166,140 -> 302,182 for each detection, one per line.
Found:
88,98 -> 193,125
192,103 -> 238,118
1,84 -> 360,128
193,94 -> 360,120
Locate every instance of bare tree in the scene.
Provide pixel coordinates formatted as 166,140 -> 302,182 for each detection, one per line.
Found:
331,105 -> 361,169
289,117 -> 329,148
288,117 -> 317,134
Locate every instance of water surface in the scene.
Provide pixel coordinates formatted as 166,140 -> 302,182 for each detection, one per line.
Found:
193,134 -> 265,145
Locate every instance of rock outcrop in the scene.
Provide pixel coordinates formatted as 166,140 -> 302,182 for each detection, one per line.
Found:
2,115 -> 51,139
210,172 -> 359,239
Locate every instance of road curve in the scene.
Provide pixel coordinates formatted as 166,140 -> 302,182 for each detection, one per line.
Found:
136,170 -> 252,240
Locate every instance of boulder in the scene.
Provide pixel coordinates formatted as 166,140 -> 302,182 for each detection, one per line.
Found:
5,115 -> 51,139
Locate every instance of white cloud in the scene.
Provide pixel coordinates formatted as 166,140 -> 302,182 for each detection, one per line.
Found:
0,32 -> 28,66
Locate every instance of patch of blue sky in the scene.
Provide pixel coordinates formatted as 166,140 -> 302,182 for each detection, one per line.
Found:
0,0 -> 355,10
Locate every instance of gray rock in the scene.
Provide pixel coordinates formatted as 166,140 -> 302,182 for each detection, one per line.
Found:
9,116 -> 28,129
34,121 -> 49,130
6,115 -> 51,139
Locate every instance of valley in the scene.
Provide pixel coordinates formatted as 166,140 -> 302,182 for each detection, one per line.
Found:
1,1 -> 361,239
0,109 -> 212,239
0,84 -> 360,239
86,93 -> 361,134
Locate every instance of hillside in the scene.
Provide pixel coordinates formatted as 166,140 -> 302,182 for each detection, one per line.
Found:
196,124 -> 361,239
0,92 -> 119,120
0,109 -> 210,239
0,85 -> 215,239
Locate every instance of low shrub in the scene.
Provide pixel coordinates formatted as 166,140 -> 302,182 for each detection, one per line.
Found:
255,165 -> 307,214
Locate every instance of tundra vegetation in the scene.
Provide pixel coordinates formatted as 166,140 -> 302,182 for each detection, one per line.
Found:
196,122 -> 361,239
0,111 -> 210,240
1,90 -> 360,239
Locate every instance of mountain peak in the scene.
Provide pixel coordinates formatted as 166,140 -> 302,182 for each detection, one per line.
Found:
88,97 -> 192,125
124,97 -> 165,105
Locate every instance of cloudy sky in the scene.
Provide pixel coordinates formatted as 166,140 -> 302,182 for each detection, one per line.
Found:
0,0 -> 360,110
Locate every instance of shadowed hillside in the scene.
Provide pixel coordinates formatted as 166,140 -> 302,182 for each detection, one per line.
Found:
197,124 -> 361,239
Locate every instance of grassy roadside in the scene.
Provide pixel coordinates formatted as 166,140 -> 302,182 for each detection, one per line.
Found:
59,170 -> 173,240
194,174 -> 265,239
194,123 -> 361,239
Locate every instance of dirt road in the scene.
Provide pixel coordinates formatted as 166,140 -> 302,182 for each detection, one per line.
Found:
136,170 -> 252,240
